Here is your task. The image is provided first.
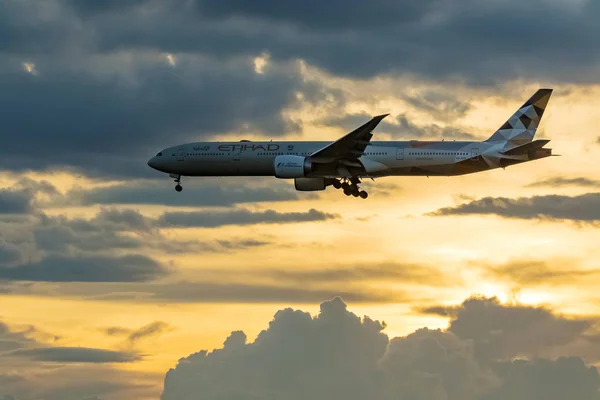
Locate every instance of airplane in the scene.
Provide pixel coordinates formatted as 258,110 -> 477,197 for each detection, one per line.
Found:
148,89 -> 554,199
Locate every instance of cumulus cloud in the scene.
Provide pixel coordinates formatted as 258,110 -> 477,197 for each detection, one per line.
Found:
426,193 -> 600,223
161,296 -> 600,400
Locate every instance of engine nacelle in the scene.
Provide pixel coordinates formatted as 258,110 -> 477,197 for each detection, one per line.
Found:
274,155 -> 314,178
294,178 -> 326,191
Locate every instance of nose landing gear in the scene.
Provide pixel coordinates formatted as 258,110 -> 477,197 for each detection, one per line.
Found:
170,174 -> 183,192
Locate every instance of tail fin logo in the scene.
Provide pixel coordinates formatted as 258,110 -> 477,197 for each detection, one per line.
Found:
486,89 -> 553,145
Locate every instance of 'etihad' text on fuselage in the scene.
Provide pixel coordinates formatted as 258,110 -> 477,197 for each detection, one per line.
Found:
217,144 -> 281,152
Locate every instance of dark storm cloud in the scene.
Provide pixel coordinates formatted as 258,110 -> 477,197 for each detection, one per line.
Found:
0,57 -> 311,178
0,241 -> 22,265
526,176 -> 600,188
427,192 -> 600,222
0,254 -> 167,282
56,0 -> 600,84
195,0 -> 431,30
158,208 -> 339,228
7,347 -> 141,363
161,296 -> 600,400
0,189 -> 34,215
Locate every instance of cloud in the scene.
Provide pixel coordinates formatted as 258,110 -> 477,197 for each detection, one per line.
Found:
446,296 -> 596,364
49,0 -> 600,85
60,179 -> 312,207
0,52 -> 320,177
6,347 -> 141,363
322,112 -> 478,141
426,193 -> 600,223
0,365 -> 160,400
0,205 -> 278,285
526,177 -> 600,188
0,318 -> 158,400
0,241 -> 22,265
196,262 -> 458,287
161,296 -> 600,400
0,322 -> 37,352
0,189 -> 34,214
64,281 -> 401,304
0,254 -> 167,282
481,260 -> 600,287
1,0 -> 343,177
126,321 -> 172,345
158,208 -> 339,228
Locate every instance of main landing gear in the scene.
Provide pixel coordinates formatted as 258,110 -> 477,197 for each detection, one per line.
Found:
170,174 -> 183,192
330,178 -> 368,199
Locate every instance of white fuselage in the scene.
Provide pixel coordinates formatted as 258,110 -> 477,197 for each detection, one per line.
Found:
147,140 -> 504,178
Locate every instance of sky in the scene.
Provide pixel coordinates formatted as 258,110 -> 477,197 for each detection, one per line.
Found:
1,0 -> 600,399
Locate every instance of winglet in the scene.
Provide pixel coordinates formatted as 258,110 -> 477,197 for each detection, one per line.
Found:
373,113 -> 390,121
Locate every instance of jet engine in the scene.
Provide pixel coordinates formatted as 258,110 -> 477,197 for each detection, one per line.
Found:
274,155 -> 315,178
294,178 -> 327,191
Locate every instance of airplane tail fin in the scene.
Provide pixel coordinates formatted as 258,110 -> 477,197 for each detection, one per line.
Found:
485,89 -> 553,146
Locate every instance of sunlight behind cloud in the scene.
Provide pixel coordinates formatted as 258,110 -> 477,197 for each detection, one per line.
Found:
253,52 -> 270,74
164,53 -> 176,67
22,62 -> 38,75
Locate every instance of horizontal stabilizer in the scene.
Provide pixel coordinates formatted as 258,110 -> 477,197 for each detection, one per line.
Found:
501,139 -> 550,155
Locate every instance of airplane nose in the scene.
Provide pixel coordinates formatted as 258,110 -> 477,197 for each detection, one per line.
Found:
147,157 -> 158,169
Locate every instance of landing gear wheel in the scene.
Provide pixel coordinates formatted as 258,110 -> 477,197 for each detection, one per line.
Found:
332,180 -> 342,189
343,188 -> 352,196
359,191 -> 368,199
175,184 -> 183,192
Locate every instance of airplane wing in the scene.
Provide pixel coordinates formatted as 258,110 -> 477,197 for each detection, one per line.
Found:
309,114 -> 389,168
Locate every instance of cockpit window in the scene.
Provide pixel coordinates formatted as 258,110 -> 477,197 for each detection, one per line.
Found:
156,152 -> 162,156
